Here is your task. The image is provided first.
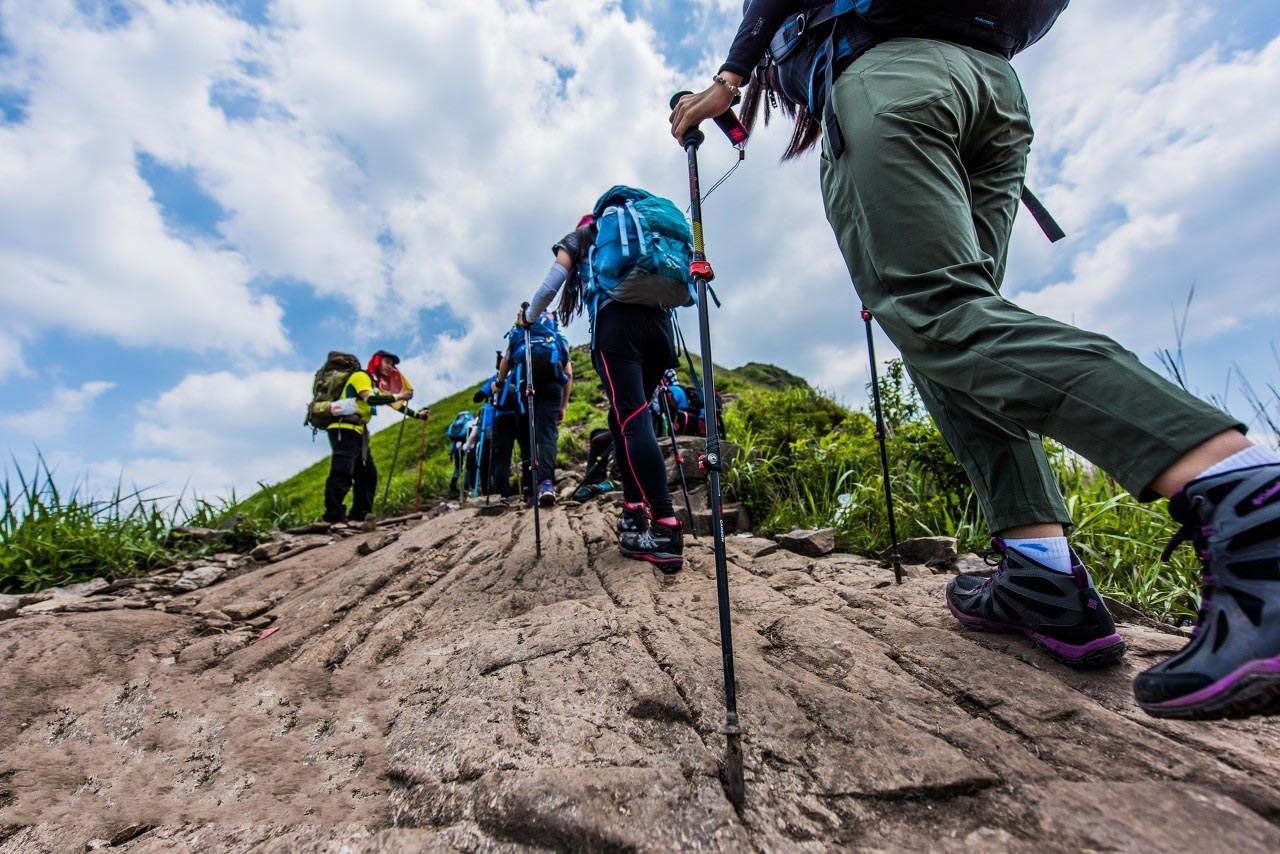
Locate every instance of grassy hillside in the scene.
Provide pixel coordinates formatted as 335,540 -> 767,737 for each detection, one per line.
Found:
234,346 -> 806,525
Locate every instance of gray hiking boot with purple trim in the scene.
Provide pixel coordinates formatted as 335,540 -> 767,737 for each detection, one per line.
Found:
1134,462 -> 1280,719
946,539 -> 1126,668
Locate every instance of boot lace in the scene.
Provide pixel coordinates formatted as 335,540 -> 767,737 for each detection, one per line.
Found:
1161,500 -> 1215,636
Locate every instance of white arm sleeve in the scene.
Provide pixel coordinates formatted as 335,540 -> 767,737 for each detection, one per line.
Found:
525,262 -> 569,323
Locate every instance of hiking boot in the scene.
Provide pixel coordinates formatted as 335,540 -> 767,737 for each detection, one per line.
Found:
538,480 -> 556,507
619,520 -> 683,573
946,539 -> 1126,667
616,504 -> 650,535
1134,463 -> 1280,719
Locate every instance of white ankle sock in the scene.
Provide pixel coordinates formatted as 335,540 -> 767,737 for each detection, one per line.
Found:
1003,536 -> 1074,574
1197,445 -> 1280,481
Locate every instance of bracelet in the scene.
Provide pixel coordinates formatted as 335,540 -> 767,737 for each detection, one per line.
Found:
713,74 -> 740,96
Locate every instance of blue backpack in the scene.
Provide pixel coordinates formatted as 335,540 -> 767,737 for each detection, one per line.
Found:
508,318 -> 570,404
581,186 -> 694,318
445,411 -> 474,441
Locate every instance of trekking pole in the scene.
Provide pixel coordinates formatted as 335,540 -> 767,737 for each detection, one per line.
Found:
671,90 -> 745,808
380,413 -> 408,515
521,304 -> 543,559
415,417 -> 427,513
862,306 -> 904,585
658,388 -> 697,539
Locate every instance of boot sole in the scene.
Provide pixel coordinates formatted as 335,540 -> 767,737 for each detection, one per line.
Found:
947,598 -> 1127,668
618,545 -> 682,574
1138,656 -> 1280,720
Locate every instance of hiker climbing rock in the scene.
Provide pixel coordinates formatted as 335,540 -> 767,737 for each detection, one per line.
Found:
477,352 -> 523,500
445,411 -> 475,497
672,0 -> 1280,719
494,311 -> 572,508
305,350 -> 416,525
518,196 -> 694,571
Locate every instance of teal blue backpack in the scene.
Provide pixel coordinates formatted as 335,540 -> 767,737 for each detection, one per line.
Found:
581,186 -> 695,319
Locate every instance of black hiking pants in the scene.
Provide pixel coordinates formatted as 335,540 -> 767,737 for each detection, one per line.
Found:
515,383 -> 562,497
490,413 -> 520,496
325,428 -> 376,522
592,302 -> 678,520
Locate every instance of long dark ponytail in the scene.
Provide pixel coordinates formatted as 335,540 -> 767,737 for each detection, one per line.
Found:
739,59 -> 823,160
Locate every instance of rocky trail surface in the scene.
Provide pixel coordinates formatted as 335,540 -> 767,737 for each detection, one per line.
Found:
3,500 -> 1280,852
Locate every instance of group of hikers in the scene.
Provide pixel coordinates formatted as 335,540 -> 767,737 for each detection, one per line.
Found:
306,0 -> 1280,724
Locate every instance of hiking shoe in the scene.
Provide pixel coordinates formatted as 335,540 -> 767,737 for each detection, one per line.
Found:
619,520 -> 683,573
616,504 -> 650,535
1134,463 -> 1280,719
538,480 -> 556,507
946,539 -> 1126,667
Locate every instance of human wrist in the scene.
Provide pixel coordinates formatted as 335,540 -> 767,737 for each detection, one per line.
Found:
713,72 -> 743,96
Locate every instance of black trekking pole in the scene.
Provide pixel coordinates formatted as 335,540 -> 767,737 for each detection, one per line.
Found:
521,305 -> 543,559
379,413 -> 409,515
658,388 -> 697,538
862,306 -> 904,585
672,90 -> 745,808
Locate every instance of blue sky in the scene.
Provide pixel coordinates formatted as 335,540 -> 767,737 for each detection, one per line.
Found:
1,0 -> 1279,501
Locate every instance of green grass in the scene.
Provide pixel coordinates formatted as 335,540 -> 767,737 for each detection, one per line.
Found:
0,456 -> 292,595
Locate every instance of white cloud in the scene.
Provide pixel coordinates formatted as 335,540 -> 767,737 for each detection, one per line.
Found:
0,380 -> 115,439
1007,1 -> 1280,355
1,0 -> 1278,498
0,0 -> 289,358
126,368 -> 322,497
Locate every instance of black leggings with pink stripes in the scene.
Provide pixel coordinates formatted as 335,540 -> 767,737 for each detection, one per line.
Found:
591,302 -> 678,521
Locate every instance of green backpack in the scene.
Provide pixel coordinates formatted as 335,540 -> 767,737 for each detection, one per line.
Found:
305,351 -> 363,432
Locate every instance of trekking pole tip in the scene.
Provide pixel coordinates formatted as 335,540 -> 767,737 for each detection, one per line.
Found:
720,715 -> 745,807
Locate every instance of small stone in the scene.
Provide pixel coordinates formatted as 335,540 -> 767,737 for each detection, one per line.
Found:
18,596 -> 87,616
953,553 -> 994,577
357,533 -> 398,556
202,619 -> 233,630
85,839 -> 112,851
246,615 -> 276,630
777,528 -> 836,557
729,537 -> 779,559
883,536 -> 958,568
109,824 -> 153,846
0,593 -> 22,620
224,599 -> 272,621
50,578 -> 110,597
250,541 -> 288,562
60,596 -> 144,613
194,608 -> 231,622
172,565 -> 226,592
286,522 -> 333,535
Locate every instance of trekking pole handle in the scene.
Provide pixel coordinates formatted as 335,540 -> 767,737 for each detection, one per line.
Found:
670,90 -> 745,149
669,91 -> 707,150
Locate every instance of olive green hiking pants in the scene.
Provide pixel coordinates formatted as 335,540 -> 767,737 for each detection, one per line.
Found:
818,38 -> 1240,532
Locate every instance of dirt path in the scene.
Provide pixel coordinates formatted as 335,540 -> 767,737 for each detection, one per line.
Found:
3,502 -> 1280,852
